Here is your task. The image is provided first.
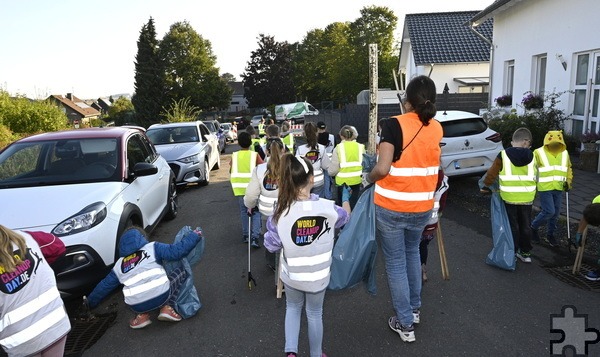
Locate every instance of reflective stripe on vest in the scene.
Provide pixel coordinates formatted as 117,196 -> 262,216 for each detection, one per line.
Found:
536,148 -> 568,190
374,113 -> 442,213
297,145 -> 325,187
258,123 -> 265,135
498,150 -> 536,203
0,305 -> 66,349
122,268 -> 170,298
335,141 -> 363,185
231,151 -> 257,196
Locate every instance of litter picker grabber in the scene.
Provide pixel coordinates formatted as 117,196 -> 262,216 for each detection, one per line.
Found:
248,215 -> 256,290
437,219 -> 449,280
276,252 -> 283,298
566,190 -> 577,253
572,227 -> 588,275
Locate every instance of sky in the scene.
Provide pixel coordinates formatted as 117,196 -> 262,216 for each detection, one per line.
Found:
0,0 -> 493,100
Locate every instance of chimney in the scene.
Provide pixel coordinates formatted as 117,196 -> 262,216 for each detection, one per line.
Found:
66,93 -> 73,100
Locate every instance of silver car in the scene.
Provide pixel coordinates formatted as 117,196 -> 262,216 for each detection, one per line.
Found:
435,110 -> 504,177
147,121 -> 220,186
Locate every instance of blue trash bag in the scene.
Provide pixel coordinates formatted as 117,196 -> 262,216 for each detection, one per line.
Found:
362,152 -> 377,173
164,225 -> 206,318
328,185 -> 378,294
478,175 -> 515,271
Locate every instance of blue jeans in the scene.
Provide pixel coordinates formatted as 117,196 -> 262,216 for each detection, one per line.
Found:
376,205 -> 431,327
322,171 -> 333,199
238,197 -> 261,240
284,284 -> 326,357
531,190 -> 563,237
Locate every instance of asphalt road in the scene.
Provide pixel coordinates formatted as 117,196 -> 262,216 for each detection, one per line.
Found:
82,144 -> 600,357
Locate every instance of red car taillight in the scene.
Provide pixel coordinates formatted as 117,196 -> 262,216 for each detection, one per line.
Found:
486,132 -> 502,143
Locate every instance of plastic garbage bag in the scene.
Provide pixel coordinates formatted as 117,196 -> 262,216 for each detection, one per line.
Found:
328,185 -> 378,294
478,175 -> 515,271
164,225 -> 205,318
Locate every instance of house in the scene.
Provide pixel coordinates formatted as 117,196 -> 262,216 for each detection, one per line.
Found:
398,11 -> 493,94
48,93 -> 101,125
227,81 -> 248,114
91,97 -> 112,115
469,0 -> 599,137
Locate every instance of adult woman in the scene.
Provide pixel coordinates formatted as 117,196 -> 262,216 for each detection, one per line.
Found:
327,125 -> 363,209
296,122 -> 331,198
0,225 -> 71,356
365,75 -> 443,343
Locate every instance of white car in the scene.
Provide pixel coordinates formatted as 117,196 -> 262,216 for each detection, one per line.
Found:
0,127 -> 178,296
221,123 -> 237,142
147,121 -> 220,187
435,110 -> 504,177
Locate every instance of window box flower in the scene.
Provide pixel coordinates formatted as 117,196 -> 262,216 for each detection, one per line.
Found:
495,94 -> 512,107
521,92 -> 544,110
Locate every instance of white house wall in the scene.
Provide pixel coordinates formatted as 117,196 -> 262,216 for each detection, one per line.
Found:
489,0 -> 598,128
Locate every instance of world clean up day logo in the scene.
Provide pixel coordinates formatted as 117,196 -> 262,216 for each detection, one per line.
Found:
0,249 -> 41,294
291,216 -> 330,246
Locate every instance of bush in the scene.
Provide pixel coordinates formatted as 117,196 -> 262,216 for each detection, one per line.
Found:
488,90 -> 571,149
0,124 -> 17,150
0,91 -> 69,134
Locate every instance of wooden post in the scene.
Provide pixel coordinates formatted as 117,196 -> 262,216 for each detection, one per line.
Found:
572,227 -> 588,274
368,44 -> 378,156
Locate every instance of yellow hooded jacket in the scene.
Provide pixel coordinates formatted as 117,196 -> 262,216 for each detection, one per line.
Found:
534,130 -> 573,191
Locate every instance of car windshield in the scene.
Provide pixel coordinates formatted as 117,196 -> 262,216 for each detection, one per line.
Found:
147,127 -> 199,144
0,138 -> 120,188
441,118 -> 487,138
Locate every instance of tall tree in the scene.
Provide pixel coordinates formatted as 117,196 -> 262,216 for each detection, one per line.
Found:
159,21 -> 232,112
132,17 -> 165,128
242,34 -> 296,108
108,97 -> 135,126
221,73 -> 236,83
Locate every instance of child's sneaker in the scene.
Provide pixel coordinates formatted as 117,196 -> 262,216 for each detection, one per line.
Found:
158,305 -> 182,322
516,251 -> 532,263
388,316 -> 415,342
242,235 -> 249,243
412,309 -> 420,324
585,269 -> 600,281
545,235 -> 558,247
251,238 -> 260,248
129,313 -> 151,329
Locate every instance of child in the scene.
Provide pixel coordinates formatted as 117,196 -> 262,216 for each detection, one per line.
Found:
575,195 -> 600,281
420,170 -> 449,282
245,125 -> 266,160
531,130 -> 573,246
281,121 -> 296,154
264,154 -> 351,357
317,121 -> 335,199
0,225 -> 71,356
87,227 -> 202,328
231,131 -> 263,247
244,137 -> 286,271
328,125 -> 363,209
296,122 -> 331,198
483,127 -> 537,263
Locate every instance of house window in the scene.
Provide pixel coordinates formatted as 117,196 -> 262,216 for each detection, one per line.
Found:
504,60 -> 515,96
573,54 -> 590,116
534,54 -> 547,95
572,51 -> 600,134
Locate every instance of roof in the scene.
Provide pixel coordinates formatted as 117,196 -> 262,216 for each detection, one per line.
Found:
402,11 -> 493,65
470,0 -> 520,26
48,94 -> 101,118
228,82 -> 244,96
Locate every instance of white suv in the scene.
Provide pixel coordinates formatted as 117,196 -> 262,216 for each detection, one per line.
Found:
0,127 -> 178,296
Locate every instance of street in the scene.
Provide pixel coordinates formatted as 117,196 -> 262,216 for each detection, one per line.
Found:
83,145 -> 600,357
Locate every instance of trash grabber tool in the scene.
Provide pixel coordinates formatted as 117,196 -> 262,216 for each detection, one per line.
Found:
572,227 -> 588,275
565,190 -> 576,253
437,220 -> 449,280
248,214 -> 256,289
276,252 -> 283,298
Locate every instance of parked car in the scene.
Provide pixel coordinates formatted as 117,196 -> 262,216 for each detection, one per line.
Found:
435,110 -> 503,177
0,127 -> 178,295
202,120 -> 226,153
221,122 -> 237,142
146,121 -> 220,187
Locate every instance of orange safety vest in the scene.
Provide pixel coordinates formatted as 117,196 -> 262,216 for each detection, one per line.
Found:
374,112 -> 443,213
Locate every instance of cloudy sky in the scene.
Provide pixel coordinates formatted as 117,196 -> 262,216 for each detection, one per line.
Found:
0,0 -> 492,99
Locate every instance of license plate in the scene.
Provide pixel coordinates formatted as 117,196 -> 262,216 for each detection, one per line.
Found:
455,158 -> 484,169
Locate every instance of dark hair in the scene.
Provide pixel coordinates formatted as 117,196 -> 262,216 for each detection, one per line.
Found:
266,124 -> 280,138
245,125 -> 256,136
583,203 -> 600,226
237,131 -> 252,148
406,75 -> 437,125
266,138 -> 285,183
304,122 -> 318,149
272,154 -> 313,222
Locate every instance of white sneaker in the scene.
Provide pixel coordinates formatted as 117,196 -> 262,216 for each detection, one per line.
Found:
516,251 -> 532,263
412,309 -> 420,324
388,316 -> 415,342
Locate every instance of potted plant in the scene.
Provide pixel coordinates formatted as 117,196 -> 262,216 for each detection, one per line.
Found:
580,130 -> 600,151
521,91 -> 544,110
495,94 -> 512,107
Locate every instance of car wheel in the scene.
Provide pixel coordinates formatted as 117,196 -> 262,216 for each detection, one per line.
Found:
199,159 -> 210,186
213,153 -> 221,170
165,179 -> 178,220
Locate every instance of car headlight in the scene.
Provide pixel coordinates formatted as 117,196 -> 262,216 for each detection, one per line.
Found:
178,154 -> 200,164
52,202 -> 107,236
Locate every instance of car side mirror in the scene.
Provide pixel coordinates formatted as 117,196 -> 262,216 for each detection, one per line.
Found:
132,162 -> 158,177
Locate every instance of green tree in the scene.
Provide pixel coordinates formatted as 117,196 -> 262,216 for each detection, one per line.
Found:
108,97 -> 135,126
0,91 -> 69,134
161,97 -> 200,123
242,34 -> 296,108
221,73 -> 236,83
132,17 -> 166,128
159,21 -> 232,111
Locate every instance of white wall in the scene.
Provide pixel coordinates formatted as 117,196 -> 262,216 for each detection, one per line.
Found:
489,0 -> 599,133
